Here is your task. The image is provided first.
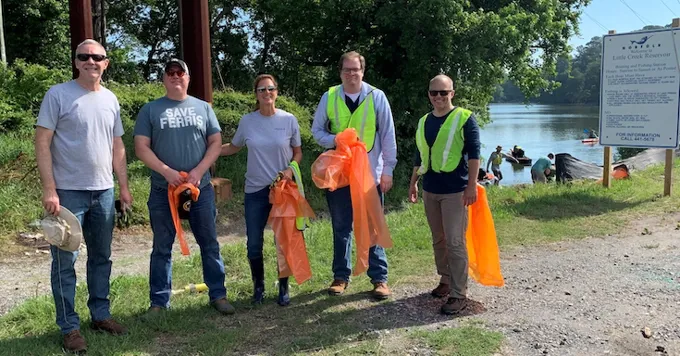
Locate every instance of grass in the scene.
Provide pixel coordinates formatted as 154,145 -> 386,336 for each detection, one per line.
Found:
410,324 -> 504,356
4,128 -> 680,354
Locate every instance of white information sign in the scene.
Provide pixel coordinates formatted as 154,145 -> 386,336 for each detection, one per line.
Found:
600,29 -> 680,148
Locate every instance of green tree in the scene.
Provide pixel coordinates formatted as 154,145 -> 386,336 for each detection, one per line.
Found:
251,0 -> 591,159
3,0 -> 70,68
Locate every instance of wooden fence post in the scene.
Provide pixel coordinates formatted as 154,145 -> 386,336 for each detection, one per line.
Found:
664,18 -> 680,197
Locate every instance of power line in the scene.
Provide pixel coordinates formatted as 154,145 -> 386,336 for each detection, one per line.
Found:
584,11 -> 609,32
619,0 -> 650,25
660,0 -> 679,17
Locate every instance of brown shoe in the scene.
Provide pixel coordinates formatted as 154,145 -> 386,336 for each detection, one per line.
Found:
91,318 -> 128,335
372,282 -> 391,300
441,297 -> 467,315
431,283 -> 451,298
211,298 -> 236,315
63,330 -> 87,353
328,279 -> 348,295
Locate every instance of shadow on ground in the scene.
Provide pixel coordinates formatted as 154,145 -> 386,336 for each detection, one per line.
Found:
0,289 -> 486,356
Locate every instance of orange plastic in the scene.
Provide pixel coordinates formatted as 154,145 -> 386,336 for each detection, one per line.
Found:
465,184 -> 504,287
268,179 -> 315,284
311,128 -> 393,276
168,172 -> 200,256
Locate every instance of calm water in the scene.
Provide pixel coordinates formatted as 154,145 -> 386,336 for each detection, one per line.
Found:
479,104 -> 603,185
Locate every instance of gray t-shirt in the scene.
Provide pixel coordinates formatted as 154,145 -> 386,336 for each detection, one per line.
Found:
36,80 -> 124,190
133,96 -> 221,189
232,109 -> 302,193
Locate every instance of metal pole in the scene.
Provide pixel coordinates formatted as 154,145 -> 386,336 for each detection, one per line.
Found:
0,0 -> 7,63
69,0 -> 94,79
179,0 -> 212,103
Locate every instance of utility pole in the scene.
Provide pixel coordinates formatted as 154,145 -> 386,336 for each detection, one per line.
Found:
0,0 -> 7,63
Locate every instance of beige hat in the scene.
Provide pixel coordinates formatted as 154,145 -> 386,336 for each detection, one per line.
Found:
40,206 -> 83,252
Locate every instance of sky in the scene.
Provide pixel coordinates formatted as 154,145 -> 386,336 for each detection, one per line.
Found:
570,0 -> 680,50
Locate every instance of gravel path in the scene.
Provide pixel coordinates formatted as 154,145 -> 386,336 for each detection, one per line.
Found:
470,214 -> 680,356
1,214 -> 678,356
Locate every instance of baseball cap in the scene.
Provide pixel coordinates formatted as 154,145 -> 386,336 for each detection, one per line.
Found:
165,58 -> 189,75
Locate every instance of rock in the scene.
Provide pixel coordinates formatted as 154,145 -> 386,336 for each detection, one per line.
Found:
643,327 -> 653,338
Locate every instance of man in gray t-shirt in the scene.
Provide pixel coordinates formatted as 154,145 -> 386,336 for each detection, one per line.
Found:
133,58 -> 234,316
35,39 -> 132,353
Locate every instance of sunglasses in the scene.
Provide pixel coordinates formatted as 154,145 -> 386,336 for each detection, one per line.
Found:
76,54 -> 107,62
428,90 -> 452,97
256,86 -> 277,93
166,70 -> 186,77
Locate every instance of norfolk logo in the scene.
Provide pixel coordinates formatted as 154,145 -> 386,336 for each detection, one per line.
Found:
623,35 -> 660,50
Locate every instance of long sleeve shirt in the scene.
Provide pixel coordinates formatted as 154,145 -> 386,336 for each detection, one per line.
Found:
312,81 -> 398,184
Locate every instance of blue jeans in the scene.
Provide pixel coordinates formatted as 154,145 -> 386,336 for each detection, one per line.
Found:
325,185 -> 388,284
147,184 -> 226,308
51,188 -> 115,334
244,187 -> 273,260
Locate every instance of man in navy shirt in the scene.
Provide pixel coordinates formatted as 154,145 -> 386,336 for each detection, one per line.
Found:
408,74 -> 481,315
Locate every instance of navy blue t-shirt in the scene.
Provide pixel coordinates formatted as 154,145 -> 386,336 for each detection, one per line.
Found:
413,108 -> 481,194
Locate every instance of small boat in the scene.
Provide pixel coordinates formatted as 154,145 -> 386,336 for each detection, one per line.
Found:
506,156 -> 532,166
581,138 -> 598,144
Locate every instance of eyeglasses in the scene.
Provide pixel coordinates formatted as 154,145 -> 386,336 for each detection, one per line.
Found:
428,90 -> 452,97
76,54 -> 107,62
342,68 -> 362,74
166,70 -> 186,77
256,86 -> 277,93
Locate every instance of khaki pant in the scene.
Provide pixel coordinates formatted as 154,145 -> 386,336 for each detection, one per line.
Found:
423,191 -> 468,298
531,169 -> 547,183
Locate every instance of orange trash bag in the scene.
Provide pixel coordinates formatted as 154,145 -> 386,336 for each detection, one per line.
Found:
311,128 -> 393,276
268,179 -> 316,284
168,171 -> 200,256
465,184 -> 505,287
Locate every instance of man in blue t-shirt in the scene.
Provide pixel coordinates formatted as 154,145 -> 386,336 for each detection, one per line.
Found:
133,59 -> 234,315
531,153 -> 555,184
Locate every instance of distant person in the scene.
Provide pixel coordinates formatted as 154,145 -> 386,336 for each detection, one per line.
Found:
408,74 -> 481,315
35,39 -> 132,353
134,59 -> 234,316
486,145 -> 518,185
588,129 -> 598,139
511,145 -> 525,158
220,74 -> 303,306
531,153 -> 555,184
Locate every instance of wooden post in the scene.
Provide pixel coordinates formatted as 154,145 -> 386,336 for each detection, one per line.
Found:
602,30 -> 616,188
663,18 -> 680,197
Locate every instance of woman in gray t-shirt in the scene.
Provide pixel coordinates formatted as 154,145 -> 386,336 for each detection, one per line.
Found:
220,74 -> 302,306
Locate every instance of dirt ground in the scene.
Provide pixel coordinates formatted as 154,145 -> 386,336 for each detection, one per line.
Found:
0,214 -> 678,356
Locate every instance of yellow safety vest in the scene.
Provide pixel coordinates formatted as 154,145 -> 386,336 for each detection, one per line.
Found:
288,161 -> 309,231
415,107 -> 472,175
492,153 -> 503,165
326,85 -> 377,151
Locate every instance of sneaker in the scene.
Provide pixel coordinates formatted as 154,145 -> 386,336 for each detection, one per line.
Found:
430,283 -> 451,298
328,279 -> 348,296
63,330 -> 87,353
441,297 -> 467,315
211,297 -> 236,315
91,318 -> 128,335
372,282 -> 391,300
